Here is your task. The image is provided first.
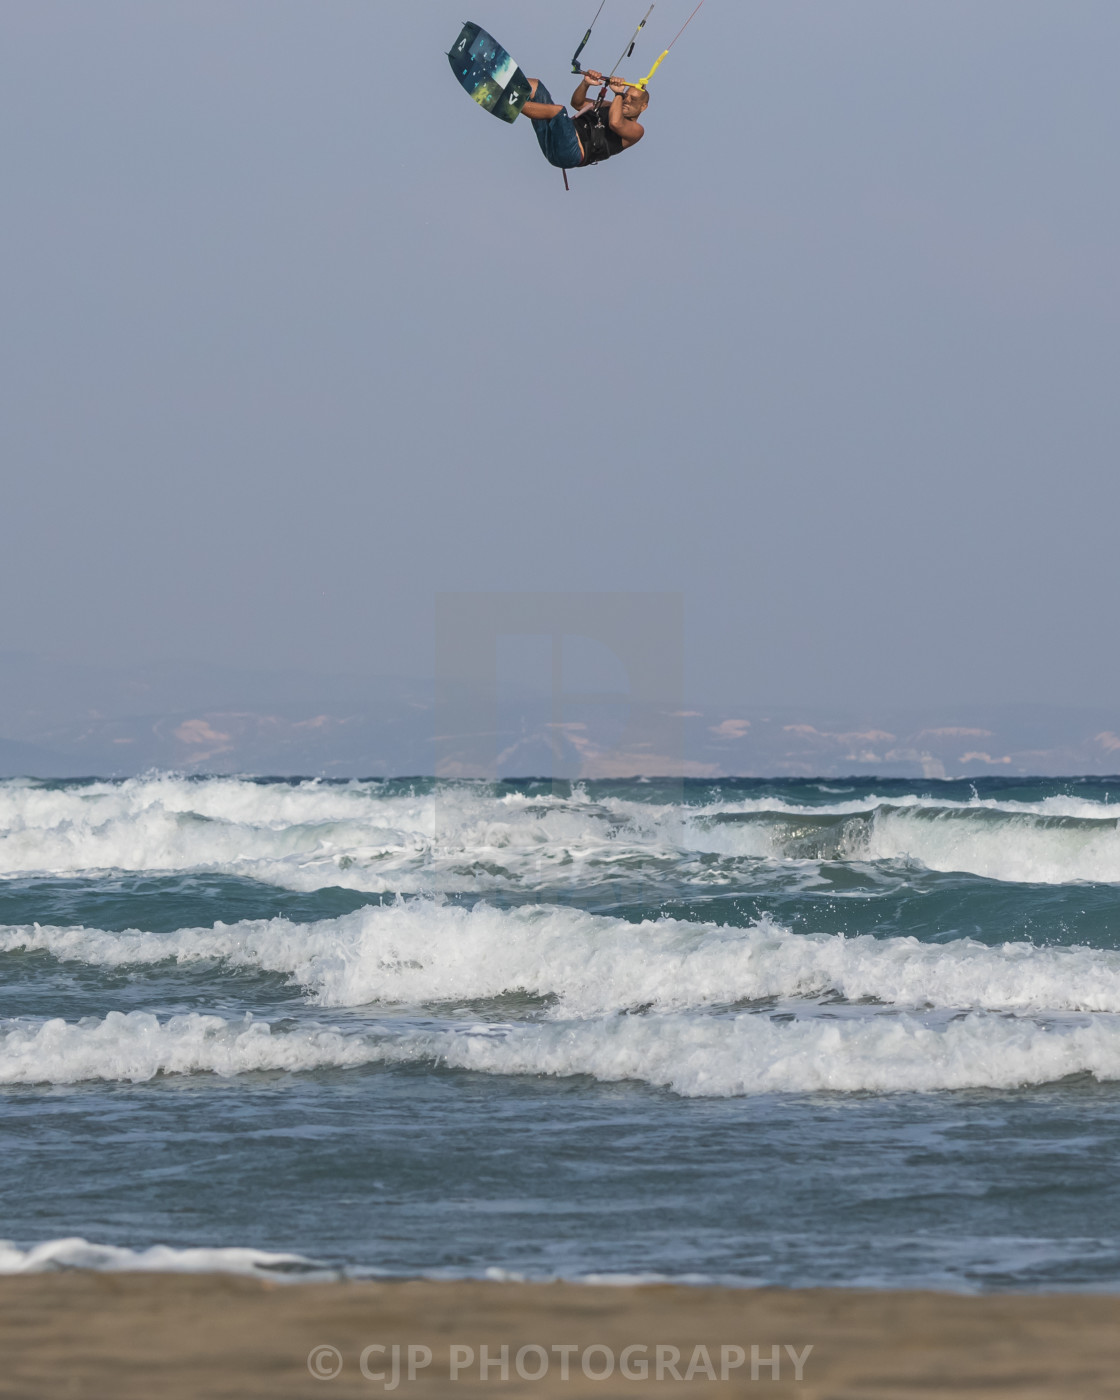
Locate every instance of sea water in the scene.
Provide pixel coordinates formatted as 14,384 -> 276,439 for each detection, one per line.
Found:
1,774 -> 1119,1290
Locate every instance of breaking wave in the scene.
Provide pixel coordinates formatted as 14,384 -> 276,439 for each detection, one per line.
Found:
422,1010 -> 1120,1097
5,1005 -> 1120,1097
0,1010 -> 376,1084
5,900 -> 1120,1014
0,775 -> 1118,888
0,1236 -> 317,1276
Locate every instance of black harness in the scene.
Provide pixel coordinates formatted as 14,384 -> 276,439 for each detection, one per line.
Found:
573,103 -> 625,166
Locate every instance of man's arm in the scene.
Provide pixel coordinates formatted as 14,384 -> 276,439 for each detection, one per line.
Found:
608,91 -> 645,147
571,69 -> 603,109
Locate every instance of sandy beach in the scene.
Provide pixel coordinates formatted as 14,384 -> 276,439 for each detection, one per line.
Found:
2,1275 -> 1117,1399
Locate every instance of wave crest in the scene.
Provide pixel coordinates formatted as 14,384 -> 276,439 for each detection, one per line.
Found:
0,776 -> 1118,888
5,900 -> 1120,1016
5,1006 -> 1120,1097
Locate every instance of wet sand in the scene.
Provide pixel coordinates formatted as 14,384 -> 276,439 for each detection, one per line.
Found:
1,1274 -> 1117,1399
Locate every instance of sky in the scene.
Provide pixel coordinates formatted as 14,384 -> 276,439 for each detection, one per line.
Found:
2,0 -> 1119,719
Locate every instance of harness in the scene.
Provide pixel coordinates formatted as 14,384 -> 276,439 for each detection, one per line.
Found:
574,104 -> 626,166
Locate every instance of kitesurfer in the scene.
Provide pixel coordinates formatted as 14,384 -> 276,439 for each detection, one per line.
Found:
521,70 -> 648,169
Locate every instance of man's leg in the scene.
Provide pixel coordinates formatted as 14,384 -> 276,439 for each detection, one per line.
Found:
522,78 -> 564,121
522,80 -> 583,169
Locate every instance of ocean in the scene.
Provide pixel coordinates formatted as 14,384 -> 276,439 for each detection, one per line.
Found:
2,773 -> 1119,1291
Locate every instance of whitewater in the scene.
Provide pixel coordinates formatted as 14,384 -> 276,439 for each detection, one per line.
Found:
3,773 -> 1119,1289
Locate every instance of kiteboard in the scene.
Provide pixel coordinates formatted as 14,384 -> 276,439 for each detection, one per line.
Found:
448,22 -> 531,124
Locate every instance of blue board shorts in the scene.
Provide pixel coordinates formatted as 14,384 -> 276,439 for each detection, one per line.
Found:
528,82 -> 583,169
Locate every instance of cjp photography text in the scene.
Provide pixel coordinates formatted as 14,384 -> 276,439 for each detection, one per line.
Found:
307,1341 -> 814,1386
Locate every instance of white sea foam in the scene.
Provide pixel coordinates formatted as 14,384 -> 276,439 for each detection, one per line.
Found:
0,1236 -> 317,1276
0,1011 -> 378,1084
0,1237 -> 723,1284
6,1005 -> 1120,1096
0,776 -> 1117,888
417,1010 -> 1120,1097
4,901 -> 1120,1015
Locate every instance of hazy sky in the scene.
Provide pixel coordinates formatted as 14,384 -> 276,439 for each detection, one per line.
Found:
2,1 -> 1118,711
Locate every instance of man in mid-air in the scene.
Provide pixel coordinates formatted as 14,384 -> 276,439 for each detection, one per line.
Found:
521,70 -> 648,170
